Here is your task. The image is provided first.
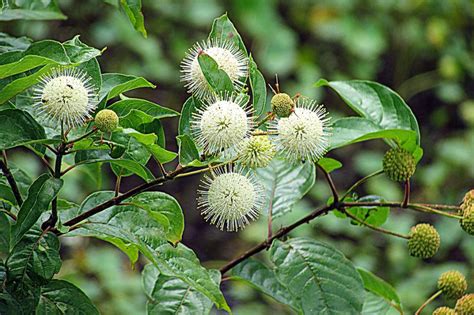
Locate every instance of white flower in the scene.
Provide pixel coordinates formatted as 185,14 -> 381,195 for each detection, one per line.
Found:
273,98 -> 330,162
180,39 -> 248,98
192,94 -> 252,155
33,68 -> 96,128
198,167 -> 263,231
237,134 -> 276,168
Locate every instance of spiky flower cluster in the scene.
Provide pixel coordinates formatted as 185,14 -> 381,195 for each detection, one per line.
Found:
272,98 -> 330,162
238,134 -> 276,168
192,94 -> 252,155
460,206 -> 474,235
95,109 -> 119,133
181,39 -> 248,99
460,189 -> 474,214
197,167 -> 263,231
455,294 -> 474,315
438,270 -> 467,299
432,306 -> 456,315
271,93 -> 294,118
382,148 -> 416,182
33,68 -> 96,128
407,223 -> 440,258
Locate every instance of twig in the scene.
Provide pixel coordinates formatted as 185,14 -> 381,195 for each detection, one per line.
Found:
219,205 -> 333,274
341,169 -> 384,200
255,113 -> 273,129
65,128 -> 97,145
0,151 -> 23,206
415,290 -> 442,315
342,208 -> 410,239
402,180 -> 410,208
317,163 -> 339,203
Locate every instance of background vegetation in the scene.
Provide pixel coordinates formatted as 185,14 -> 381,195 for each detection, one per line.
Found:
2,0 -> 473,314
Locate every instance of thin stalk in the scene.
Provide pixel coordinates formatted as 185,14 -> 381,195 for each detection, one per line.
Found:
402,180 -> 410,207
0,151 -> 23,206
415,290 -> 442,315
341,169 -> 384,200
255,113 -> 273,129
317,163 -> 339,203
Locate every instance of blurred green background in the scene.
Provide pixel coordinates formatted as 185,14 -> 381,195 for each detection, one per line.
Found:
2,0 -> 473,314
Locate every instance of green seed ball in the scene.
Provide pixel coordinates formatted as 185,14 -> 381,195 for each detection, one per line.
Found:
95,109 -> 119,132
438,270 -> 467,299
461,189 -> 474,215
271,93 -> 294,118
382,148 -> 416,182
455,294 -> 474,315
407,223 -> 440,259
432,306 -> 456,315
460,205 -> 474,235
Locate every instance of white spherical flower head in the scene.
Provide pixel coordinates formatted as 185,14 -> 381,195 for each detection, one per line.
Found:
198,167 -> 263,231
33,68 -> 96,128
192,94 -> 252,155
181,39 -> 248,98
274,98 -> 330,162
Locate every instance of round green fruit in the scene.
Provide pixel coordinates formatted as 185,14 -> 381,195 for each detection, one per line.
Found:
407,223 -> 440,259
95,109 -> 119,132
382,148 -> 416,182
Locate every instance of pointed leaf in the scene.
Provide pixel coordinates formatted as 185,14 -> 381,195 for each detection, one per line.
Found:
198,53 -> 234,94
249,55 -> 266,116
209,13 -> 247,55
357,268 -> 402,313
0,109 -> 46,150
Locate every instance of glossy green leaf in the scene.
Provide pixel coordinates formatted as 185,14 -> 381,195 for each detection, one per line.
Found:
36,280 -> 99,314
209,13 -> 247,55
231,259 -> 299,312
318,157 -> 343,173
72,157 -> 154,181
335,195 -> 390,228
7,227 -> 61,281
142,264 -> 220,315
198,53 -> 234,95
357,268 -> 402,313
178,96 -> 202,136
329,117 -> 418,152
11,174 -> 63,246
361,292 -> 390,315
0,33 -> 31,53
270,238 -> 365,314
0,0 -> 66,21
176,134 -> 200,166
119,0 -> 147,37
0,213 -> 10,255
120,128 -> 177,164
256,158 -> 315,218
316,79 -> 420,143
0,109 -> 46,151
109,98 -> 179,129
67,191 -> 229,311
249,55 -> 266,116
99,73 -> 155,102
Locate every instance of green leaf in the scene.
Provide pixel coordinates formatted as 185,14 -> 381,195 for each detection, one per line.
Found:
0,33 -> 31,53
357,268 -> 402,313
67,191 -> 229,312
7,227 -> 61,281
142,264 -> 220,315
316,79 -> 420,145
249,55 -> 266,116
329,117 -> 418,152
120,128 -> 177,164
76,158 -> 154,181
0,0 -> 66,21
125,192 -> 184,245
336,195 -> 390,227
176,134 -> 200,166
256,158 -> 315,218
109,98 -> 179,128
0,213 -> 10,255
198,53 -> 234,94
99,73 -> 155,102
119,0 -> 147,37
318,157 -> 343,173
36,280 -> 99,314
178,96 -> 202,136
0,37 -> 100,79
231,259 -> 299,312
0,109 -> 46,150
11,174 -> 63,246
270,238 -> 365,314
209,13 -> 247,55
361,292 -> 390,315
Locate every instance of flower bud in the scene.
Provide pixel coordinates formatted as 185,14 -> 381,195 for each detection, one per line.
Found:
438,270 -> 467,299
383,148 -> 416,182
407,223 -> 440,259
271,93 -> 294,118
95,109 -> 119,132
455,294 -> 474,315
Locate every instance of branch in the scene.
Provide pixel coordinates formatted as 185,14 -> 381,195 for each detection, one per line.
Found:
317,163 -> 339,203
219,204 -> 333,274
415,290 -> 442,315
402,180 -> 410,208
42,143 -> 65,230
0,151 -> 23,206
